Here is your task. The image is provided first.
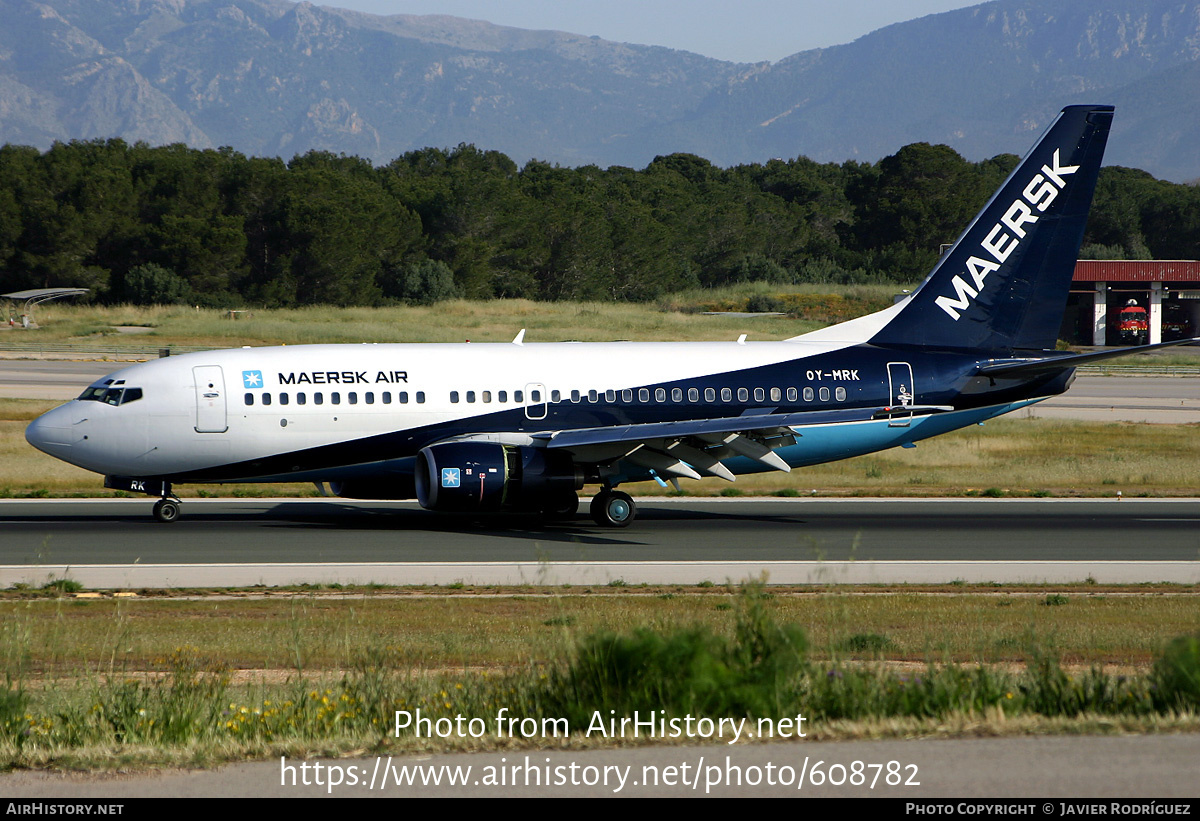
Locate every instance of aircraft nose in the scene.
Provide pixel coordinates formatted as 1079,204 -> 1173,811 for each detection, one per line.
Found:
25,405 -> 75,455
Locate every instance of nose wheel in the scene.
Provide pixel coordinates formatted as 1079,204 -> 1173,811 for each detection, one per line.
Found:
590,490 -> 636,527
152,498 -> 181,523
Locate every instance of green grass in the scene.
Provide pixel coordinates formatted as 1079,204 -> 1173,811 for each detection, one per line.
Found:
10,296 -> 834,347
1,588 -> 1196,679
0,585 -> 1198,770
5,292 -> 1196,370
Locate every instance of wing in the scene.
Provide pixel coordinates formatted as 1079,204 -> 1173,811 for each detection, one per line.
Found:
526,404 -> 953,482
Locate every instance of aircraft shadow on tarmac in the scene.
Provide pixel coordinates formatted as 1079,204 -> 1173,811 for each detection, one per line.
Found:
247,500 -> 810,545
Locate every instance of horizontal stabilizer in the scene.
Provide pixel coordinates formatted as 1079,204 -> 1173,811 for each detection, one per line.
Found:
977,338 -> 1199,377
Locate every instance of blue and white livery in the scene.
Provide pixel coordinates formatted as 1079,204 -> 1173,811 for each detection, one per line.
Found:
24,105 -> 1195,526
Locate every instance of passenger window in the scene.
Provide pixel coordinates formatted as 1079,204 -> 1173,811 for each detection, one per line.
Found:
770,387 -> 781,402
465,391 -> 475,403
365,392 -> 375,404
263,393 -> 272,406
500,390 -> 510,403
571,390 -> 581,403
753,388 -> 765,402
687,388 -> 699,402
514,390 -> 523,402
835,387 -> 847,401
787,387 -> 798,402
549,390 -> 558,403
482,391 -> 491,403
638,388 -> 649,402
588,390 -> 598,403
450,391 -> 460,403
606,389 -> 616,403
655,388 -> 666,402
382,392 -> 391,404
737,388 -> 749,402
621,389 -> 633,403
297,392 -> 306,405
349,392 -> 358,405
399,392 -> 409,404
315,392 -> 324,405
416,392 -> 425,403
531,390 -> 542,402
803,387 -> 814,402
671,388 -> 683,403
819,387 -> 830,401
245,393 -> 254,406
279,393 -> 289,406
721,387 -> 732,402
331,392 -> 341,405
704,388 -> 716,402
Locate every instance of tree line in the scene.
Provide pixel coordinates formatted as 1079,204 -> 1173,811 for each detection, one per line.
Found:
0,138 -> 1195,307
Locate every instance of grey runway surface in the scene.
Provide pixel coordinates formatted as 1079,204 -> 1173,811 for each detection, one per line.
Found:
1,498 -> 1198,587
0,359 -> 120,399
3,498 -> 1200,564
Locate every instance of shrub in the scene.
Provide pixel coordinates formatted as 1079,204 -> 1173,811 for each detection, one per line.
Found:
539,585 -> 808,723
1151,634 -> 1200,712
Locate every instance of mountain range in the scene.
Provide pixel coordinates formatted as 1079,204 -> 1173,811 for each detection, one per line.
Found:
2,0 -> 1198,180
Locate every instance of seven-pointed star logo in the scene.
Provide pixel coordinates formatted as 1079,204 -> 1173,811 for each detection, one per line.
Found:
441,468 -> 460,488
242,370 -> 263,389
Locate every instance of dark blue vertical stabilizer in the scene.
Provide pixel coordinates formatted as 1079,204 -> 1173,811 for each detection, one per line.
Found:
869,105 -> 1113,353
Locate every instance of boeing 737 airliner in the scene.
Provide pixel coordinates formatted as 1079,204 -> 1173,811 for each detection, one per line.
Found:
24,105 -> 1195,526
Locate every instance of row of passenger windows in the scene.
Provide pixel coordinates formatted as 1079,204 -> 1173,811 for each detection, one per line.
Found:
450,386 -> 848,404
244,391 -> 426,407
245,385 -> 851,409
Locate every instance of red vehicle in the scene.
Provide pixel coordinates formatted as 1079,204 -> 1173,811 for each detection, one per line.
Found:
1116,300 -> 1148,345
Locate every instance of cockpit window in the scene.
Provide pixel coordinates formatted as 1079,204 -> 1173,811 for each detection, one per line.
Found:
77,387 -> 107,402
78,386 -> 143,406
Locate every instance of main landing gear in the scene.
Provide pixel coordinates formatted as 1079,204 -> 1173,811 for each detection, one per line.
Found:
152,496 -> 182,523
590,489 -> 636,528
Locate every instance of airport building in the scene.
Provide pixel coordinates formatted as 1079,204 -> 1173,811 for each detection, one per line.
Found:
1062,260 -> 1200,346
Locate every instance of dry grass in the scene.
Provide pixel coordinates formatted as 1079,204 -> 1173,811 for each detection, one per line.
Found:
3,590 -> 1197,675
19,300 -> 819,347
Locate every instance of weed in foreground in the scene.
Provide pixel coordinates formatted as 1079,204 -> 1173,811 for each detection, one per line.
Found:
0,594 -> 1198,768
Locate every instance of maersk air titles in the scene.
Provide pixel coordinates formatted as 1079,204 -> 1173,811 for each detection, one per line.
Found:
25,105 -> 1196,527
935,149 -> 1079,321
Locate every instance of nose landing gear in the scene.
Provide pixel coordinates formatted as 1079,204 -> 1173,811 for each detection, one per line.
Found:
152,497 -> 181,523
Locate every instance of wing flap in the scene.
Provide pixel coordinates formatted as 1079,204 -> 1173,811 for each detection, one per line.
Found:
534,405 -> 953,450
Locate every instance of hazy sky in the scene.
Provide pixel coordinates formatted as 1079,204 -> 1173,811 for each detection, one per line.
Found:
325,1 -> 983,63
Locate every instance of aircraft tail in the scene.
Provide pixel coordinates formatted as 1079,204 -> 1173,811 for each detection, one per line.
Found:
864,104 -> 1113,353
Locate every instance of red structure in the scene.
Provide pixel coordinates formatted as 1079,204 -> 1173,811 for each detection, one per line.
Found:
1065,261 -> 1200,346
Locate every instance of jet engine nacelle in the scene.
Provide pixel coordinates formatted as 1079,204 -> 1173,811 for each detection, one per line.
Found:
414,441 -> 582,512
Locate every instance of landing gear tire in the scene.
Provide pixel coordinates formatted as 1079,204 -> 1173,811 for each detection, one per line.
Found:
543,491 -> 580,521
153,498 -> 180,523
590,490 -> 636,528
